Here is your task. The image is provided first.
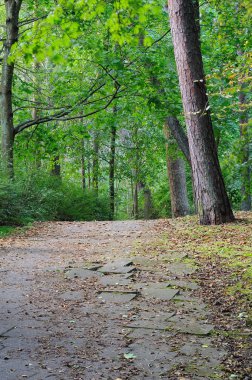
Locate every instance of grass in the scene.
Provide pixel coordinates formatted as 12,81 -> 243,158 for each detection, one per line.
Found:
0,226 -> 16,238
160,212 -> 252,307
136,211 -> 252,307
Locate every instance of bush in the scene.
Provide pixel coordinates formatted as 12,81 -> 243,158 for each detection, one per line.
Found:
0,173 -> 110,226
57,184 -> 110,221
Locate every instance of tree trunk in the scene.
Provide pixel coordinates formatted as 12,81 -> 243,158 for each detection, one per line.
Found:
109,115 -> 116,220
1,0 -> 22,176
81,139 -> 86,191
239,89 -> 251,210
167,0 -> 234,225
164,122 -> 190,217
133,181 -> 139,219
92,131 -> 99,193
51,155 -> 61,177
143,188 -> 153,220
166,116 -> 191,164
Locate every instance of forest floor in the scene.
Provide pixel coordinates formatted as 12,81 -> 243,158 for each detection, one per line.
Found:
0,213 -> 251,380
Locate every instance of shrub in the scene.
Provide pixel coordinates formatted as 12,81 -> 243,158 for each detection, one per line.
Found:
0,173 -> 110,226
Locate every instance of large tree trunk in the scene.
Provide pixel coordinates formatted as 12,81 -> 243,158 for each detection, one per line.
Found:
167,0 -> 234,225
1,0 -> 22,176
109,116 -> 116,220
239,88 -> 251,210
164,121 -> 190,217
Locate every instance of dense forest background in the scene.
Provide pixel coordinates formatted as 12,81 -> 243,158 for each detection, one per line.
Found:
0,0 -> 251,226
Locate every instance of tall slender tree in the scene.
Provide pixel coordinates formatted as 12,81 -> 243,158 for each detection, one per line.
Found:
167,0 -> 234,225
1,0 -> 22,176
164,120 -> 190,217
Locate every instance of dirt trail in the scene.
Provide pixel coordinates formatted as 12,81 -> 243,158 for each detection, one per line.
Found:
0,220 -> 227,380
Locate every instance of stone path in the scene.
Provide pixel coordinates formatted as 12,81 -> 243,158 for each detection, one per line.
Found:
0,221 -> 227,379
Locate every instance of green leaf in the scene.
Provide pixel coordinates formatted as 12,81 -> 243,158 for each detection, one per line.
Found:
123,353 -> 136,359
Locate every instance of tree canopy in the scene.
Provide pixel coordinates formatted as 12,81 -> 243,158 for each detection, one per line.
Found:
0,0 -> 251,225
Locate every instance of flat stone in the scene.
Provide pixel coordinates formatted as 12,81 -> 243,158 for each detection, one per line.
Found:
167,262 -> 197,275
166,316 -> 214,336
98,291 -> 138,303
0,325 -> 17,337
128,341 -> 177,361
99,274 -> 132,286
126,342 -> 177,375
98,261 -> 135,274
167,280 -> 199,290
57,290 -> 84,301
126,328 -> 162,339
180,342 -> 226,360
126,312 -> 175,330
132,282 -> 169,290
65,268 -> 101,279
131,283 -> 179,300
142,287 -> 179,301
83,263 -> 103,271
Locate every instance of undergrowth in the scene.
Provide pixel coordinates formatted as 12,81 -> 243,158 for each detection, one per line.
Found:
0,173 -> 110,226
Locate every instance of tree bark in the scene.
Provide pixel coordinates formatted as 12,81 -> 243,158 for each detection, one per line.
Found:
166,116 -> 191,164
239,88 -> 251,210
1,0 -> 22,176
164,122 -> 190,217
92,131 -> 99,193
143,188 -> 153,220
133,181 -> 139,219
81,139 -> 86,191
51,155 -> 61,177
167,0 -> 234,225
109,113 -> 116,220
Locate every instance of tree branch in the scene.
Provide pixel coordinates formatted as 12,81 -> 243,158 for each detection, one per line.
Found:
14,83 -> 122,135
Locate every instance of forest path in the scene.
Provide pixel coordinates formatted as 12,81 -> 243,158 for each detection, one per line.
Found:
0,220 -> 226,380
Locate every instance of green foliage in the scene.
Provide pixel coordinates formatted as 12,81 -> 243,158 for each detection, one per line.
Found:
56,185 -> 110,221
0,174 -> 61,225
0,226 -> 16,237
0,0 -> 251,223
0,173 -> 110,226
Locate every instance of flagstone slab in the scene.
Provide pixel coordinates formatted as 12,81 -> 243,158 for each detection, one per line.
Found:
126,342 -> 178,375
180,342 -> 226,360
65,268 -> 101,279
125,328 -> 169,340
98,291 -> 138,303
167,262 -> 197,275
58,290 -> 84,301
99,274 -> 132,286
83,263 -> 103,271
166,316 -> 214,336
0,325 -> 17,337
142,287 -> 179,301
132,282 -> 170,290
167,280 -> 199,290
126,312 -> 175,330
131,282 -> 179,300
98,259 -> 135,274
